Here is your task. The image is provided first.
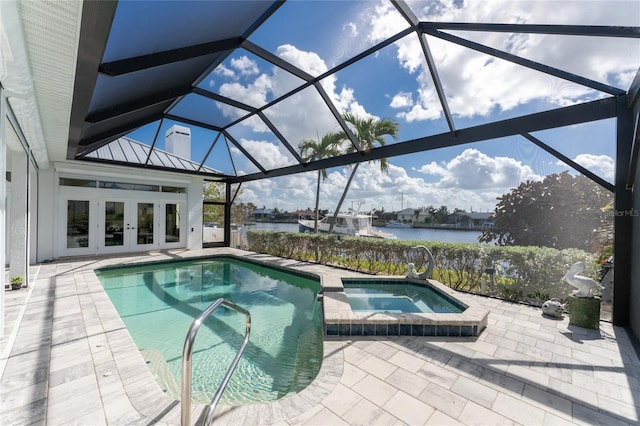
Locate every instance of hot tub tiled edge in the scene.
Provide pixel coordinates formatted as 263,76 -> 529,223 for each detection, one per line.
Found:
322,277 -> 489,337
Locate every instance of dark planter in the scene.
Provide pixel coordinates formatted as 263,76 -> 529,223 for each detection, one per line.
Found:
568,295 -> 601,329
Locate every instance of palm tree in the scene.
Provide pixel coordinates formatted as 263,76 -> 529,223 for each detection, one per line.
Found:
328,113 -> 399,233
299,132 -> 342,233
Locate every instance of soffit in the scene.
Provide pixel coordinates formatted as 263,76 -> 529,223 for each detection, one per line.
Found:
18,0 -> 83,163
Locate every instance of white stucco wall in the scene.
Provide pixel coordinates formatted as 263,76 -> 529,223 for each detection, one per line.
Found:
187,177 -> 204,250
29,166 -> 38,264
37,168 -> 56,262
10,150 -> 28,278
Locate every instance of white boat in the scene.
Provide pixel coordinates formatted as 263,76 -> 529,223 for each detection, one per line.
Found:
298,213 -> 394,238
385,220 -> 411,228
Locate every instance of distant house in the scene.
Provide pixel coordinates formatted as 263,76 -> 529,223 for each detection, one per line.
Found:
292,209 -> 315,221
253,208 -> 275,220
445,211 -> 494,228
396,208 -> 416,223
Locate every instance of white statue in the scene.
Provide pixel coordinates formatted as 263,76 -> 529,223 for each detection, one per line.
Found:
405,246 -> 434,280
406,263 -> 419,278
541,299 -> 565,318
563,261 -> 603,298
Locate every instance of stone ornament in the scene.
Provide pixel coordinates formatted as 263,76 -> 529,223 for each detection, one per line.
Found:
406,245 -> 434,280
541,299 -> 565,318
563,261 -> 603,298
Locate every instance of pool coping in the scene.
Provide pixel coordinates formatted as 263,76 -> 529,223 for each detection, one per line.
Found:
322,277 -> 489,337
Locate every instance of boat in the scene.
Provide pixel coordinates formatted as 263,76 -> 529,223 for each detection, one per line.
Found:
298,213 -> 394,238
385,220 -> 411,228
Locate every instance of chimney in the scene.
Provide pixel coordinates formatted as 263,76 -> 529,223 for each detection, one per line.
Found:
165,125 -> 191,159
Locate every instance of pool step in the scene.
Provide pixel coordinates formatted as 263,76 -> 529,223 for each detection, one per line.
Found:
141,349 -> 181,400
140,349 -> 211,404
290,327 -> 322,392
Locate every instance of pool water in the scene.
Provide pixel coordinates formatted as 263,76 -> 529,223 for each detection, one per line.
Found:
344,283 -> 465,314
96,257 -> 323,405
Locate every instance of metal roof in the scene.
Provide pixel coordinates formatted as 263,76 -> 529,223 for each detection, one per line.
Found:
84,137 -> 222,175
68,0 -> 640,187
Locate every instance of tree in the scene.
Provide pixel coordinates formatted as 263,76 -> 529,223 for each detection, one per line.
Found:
329,113 -> 399,233
432,205 -> 450,224
299,132 -> 342,232
480,171 -> 612,250
204,181 -> 225,201
203,182 -> 226,225
203,182 -> 254,226
231,201 -> 255,225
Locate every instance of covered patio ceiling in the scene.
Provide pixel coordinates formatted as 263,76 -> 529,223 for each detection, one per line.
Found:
68,0 -> 640,188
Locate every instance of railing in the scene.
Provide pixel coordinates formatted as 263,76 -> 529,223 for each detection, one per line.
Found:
181,298 -> 251,426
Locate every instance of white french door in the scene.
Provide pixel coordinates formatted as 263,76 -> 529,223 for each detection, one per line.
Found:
160,201 -> 186,249
99,200 -> 157,253
98,199 -> 186,253
61,198 -> 96,257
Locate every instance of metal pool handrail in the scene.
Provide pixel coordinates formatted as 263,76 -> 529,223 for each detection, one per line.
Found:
181,298 -> 251,426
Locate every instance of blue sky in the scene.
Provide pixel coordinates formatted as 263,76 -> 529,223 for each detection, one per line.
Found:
126,0 -> 639,213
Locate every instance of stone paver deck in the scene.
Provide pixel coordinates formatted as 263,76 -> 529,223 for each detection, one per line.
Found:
1,248 -> 639,425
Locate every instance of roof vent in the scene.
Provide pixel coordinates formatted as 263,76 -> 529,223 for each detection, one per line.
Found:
165,125 -> 191,160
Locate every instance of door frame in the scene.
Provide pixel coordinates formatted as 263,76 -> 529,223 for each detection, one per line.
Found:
159,200 -> 187,249
57,182 -> 188,257
58,197 -> 98,257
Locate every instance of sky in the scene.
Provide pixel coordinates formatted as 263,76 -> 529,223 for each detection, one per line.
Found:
124,0 -> 639,214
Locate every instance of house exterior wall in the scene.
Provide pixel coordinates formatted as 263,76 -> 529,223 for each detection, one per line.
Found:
29,166 -> 38,264
9,150 -> 28,279
38,161 -> 204,259
187,177 -> 204,250
397,209 -> 415,222
37,168 -> 56,262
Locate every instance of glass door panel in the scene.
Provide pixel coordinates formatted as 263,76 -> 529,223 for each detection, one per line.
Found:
136,202 -> 155,245
67,200 -> 90,249
203,203 -> 225,245
165,203 -> 180,243
104,201 -> 125,247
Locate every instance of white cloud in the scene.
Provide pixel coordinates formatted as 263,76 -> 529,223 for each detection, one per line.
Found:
416,148 -> 542,189
241,173 -> 317,210
344,22 -> 358,37
239,139 -> 296,170
214,64 -> 235,79
369,0 -> 639,120
557,153 -> 615,180
397,103 -> 442,122
230,56 -> 259,76
217,45 -> 357,149
236,151 -> 531,213
390,92 -> 414,108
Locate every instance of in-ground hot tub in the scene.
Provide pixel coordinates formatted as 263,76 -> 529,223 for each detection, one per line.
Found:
323,278 -> 489,337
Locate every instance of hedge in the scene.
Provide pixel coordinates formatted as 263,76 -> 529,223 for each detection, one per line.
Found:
246,230 -> 599,305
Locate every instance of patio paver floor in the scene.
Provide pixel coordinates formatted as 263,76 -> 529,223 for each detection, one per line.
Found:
1,248 -> 639,425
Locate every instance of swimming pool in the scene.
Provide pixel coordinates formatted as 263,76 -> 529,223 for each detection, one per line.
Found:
96,257 -> 323,405
344,283 -> 465,314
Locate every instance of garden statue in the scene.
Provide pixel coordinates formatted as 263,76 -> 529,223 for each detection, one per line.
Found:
406,245 -> 434,280
541,299 -> 565,318
563,261 -> 603,298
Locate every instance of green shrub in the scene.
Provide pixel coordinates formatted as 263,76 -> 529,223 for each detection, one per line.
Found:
246,230 -> 598,305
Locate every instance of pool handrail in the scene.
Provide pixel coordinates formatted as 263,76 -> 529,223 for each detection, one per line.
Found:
181,298 -> 251,426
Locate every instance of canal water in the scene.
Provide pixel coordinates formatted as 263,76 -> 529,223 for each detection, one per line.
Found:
244,222 -> 484,244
